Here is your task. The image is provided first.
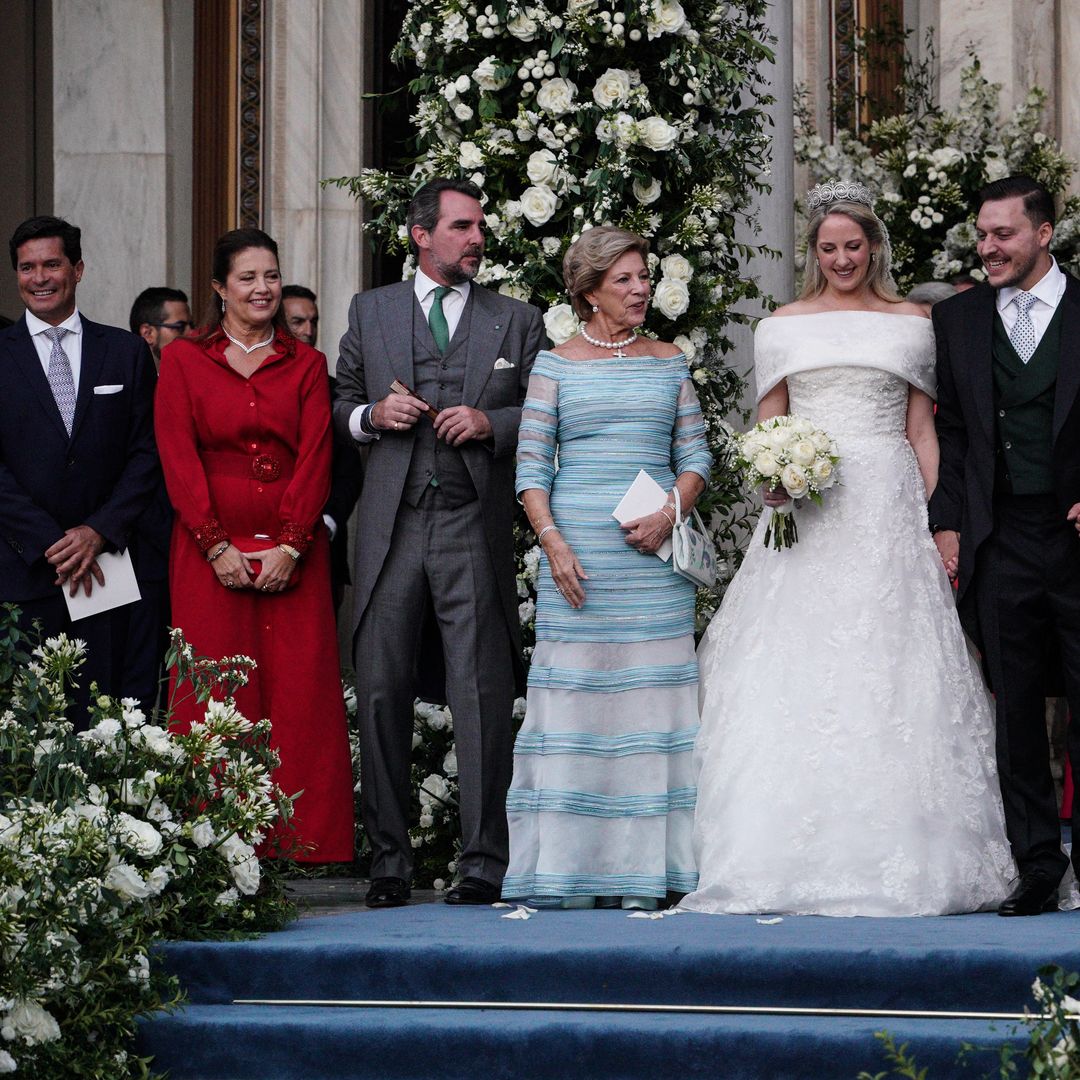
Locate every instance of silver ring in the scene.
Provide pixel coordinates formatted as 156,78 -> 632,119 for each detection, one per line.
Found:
226,581 -> 235,589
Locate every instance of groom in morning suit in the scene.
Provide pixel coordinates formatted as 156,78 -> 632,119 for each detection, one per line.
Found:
930,175 -> 1080,916
0,217 -> 160,722
334,178 -> 545,907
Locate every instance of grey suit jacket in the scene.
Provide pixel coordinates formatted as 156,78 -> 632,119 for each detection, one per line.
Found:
333,280 -> 545,691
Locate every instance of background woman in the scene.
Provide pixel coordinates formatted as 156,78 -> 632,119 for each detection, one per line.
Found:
681,183 -> 1014,916
503,227 -> 712,910
155,228 -> 354,862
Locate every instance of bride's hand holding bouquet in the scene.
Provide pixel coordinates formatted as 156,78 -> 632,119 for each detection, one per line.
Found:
735,415 -> 840,549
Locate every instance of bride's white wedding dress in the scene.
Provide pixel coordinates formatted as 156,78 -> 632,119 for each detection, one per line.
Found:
681,311 -> 1016,917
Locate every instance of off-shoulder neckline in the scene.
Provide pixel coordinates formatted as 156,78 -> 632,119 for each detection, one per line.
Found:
539,348 -> 687,362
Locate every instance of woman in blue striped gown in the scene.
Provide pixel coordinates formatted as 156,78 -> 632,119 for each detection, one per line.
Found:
502,227 -> 713,910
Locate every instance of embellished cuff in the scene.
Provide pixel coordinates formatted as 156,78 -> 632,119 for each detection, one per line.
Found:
191,519 -> 229,553
277,522 -> 314,557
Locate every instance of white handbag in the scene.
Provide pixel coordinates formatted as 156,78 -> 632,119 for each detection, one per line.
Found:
671,488 -> 717,588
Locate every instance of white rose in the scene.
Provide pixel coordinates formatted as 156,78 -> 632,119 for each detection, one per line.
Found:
419,774 -> 451,808
145,865 -> 171,896
764,426 -> 791,452
443,749 -> 458,777
215,887 -> 239,908
117,813 -> 163,858
810,430 -> 832,453
632,176 -> 662,205
536,78 -> 577,116
648,0 -> 687,35
0,1049 -> 15,1072
454,74 -> 471,95
520,184 -> 558,227
780,463 -> 809,499
499,281 -> 531,301
789,439 -> 816,466
653,277 -> 690,319
472,56 -> 509,92
453,102 -> 474,122
526,149 -> 558,186
753,451 -> 781,478
518,598 -> 536,624
458,141 -> 484,170
105,862 -> 151,901
638,115 -> 679,151
811,458 -> 836,488
506,11 -> 538,40
592,68 -> 632,108
984,155 -> 1009,182
659,254 -> 693,283
7,1000 -> 61,1046
191,820 -> 216,849
542,236 -> 562,256
221,835 -> 260,895
79,717 -> 122,744
544,303 -> 580,345
673,334 -> 695,363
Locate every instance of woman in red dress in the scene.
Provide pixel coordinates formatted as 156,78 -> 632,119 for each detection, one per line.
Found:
156,228 -> 354,862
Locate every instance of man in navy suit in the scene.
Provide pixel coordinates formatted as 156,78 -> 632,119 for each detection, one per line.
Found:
0,216 -> 160,721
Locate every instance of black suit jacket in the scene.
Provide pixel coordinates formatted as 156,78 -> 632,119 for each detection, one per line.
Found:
929,275 -> 1080,636
0,314 -> 161,602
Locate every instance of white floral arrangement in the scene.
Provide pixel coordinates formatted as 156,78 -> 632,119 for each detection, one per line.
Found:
0,619 -> 294,1079
735,415 -> 839,549
795,52 -> 1080,291
327,0 -> 778,594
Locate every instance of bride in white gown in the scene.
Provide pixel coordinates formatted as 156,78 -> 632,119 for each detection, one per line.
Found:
681,181 -> 1016,917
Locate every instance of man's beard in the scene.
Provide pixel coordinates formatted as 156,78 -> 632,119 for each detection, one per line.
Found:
435,250 -> 483,285
986,246 -> 1041,289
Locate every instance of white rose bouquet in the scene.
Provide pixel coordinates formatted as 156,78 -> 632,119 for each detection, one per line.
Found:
735,415 -> 839,549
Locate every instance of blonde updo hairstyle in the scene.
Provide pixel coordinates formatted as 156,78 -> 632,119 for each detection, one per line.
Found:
800,202 -> 900,303
563,226 -> 651,321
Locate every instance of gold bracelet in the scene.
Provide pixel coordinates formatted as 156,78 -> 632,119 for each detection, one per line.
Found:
206,541 -> 230,563
278,543 -> 301,561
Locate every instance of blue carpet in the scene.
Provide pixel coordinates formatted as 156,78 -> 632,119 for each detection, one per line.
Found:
139,906 -> 1080,1079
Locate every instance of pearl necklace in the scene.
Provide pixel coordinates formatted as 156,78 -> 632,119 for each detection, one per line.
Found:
222,324 -> 275,355
581,325 -> 638,358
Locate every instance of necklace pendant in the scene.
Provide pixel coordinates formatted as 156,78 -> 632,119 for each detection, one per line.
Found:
613,345 -> 627,359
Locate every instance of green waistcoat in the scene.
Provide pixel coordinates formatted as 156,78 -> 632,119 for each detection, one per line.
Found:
992,304 -> 1062,494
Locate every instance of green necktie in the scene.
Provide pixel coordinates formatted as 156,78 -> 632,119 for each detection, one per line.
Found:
428,285 -> 451,353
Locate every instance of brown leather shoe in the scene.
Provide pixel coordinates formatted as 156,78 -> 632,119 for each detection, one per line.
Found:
444,877 -> 501,905
365,876 -> 411,908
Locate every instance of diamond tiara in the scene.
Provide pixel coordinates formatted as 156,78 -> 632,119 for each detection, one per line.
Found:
805,180 -> 876,212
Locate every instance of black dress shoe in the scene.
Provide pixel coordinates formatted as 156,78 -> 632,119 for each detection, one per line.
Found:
998,870 -> 1060,916
444,877 -> 501,905
365,876 -> 411,908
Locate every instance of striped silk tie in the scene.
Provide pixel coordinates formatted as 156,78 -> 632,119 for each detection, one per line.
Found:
44,326 -> 77,435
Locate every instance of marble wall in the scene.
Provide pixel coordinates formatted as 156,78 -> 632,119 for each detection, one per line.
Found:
52,0 -> 192,330
263,0 -> 366,369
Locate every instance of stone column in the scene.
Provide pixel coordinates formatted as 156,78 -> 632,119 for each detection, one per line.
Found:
1060,2 -> 1080,197
264,0 -> 365,368
52,0 -> 183,328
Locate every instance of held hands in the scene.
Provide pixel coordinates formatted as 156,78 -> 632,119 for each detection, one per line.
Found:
934,529 -> 960,581
212,544 -> 255,590
621,509 -> 674,555
247,547 -> 296,593
372,393 -> 425,432
433,406 -> 492,446
46,525 -> 105,597
544,533 -> 588,609
762,485 -> 791,509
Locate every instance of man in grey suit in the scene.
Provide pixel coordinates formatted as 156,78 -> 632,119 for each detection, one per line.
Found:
334,178 -> 545,907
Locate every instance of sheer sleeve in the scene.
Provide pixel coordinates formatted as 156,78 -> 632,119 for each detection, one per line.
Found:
671,375 -> 712,481
516,369 -> 559,496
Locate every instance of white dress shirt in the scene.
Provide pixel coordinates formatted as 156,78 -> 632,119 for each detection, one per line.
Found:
996,257 -> 1067,361
25,307 -> 84,393
347,271 -> 472,442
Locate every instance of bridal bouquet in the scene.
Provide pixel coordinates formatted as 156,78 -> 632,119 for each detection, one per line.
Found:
735,415 -> 840,549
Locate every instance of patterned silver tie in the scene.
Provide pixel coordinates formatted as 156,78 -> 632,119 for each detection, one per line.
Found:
44,326 -> 77,435
1009,291 -> 1038,363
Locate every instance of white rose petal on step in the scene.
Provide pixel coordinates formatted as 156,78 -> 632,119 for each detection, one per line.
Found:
653,277 -> 690,319
536,78 -> 577,116
659,254 -> 693,283
638,116 -> 679,152
632,176 -> 662,205
592,68 -> 632,109
520,184 -> 559,227
544,303 -> 580,345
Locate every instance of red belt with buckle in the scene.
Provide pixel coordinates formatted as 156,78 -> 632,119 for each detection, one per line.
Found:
202,450 -> 295,482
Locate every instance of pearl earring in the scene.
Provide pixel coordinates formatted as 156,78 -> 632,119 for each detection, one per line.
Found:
591,304 -> 598,313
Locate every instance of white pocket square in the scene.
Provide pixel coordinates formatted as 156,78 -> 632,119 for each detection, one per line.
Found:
493,358 -> 515,370
93,384 -> 124,395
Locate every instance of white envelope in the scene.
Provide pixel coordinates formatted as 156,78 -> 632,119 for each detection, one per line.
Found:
63,549 -> 142,621
93,384 -> 124,395
612,469 -> 672,561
